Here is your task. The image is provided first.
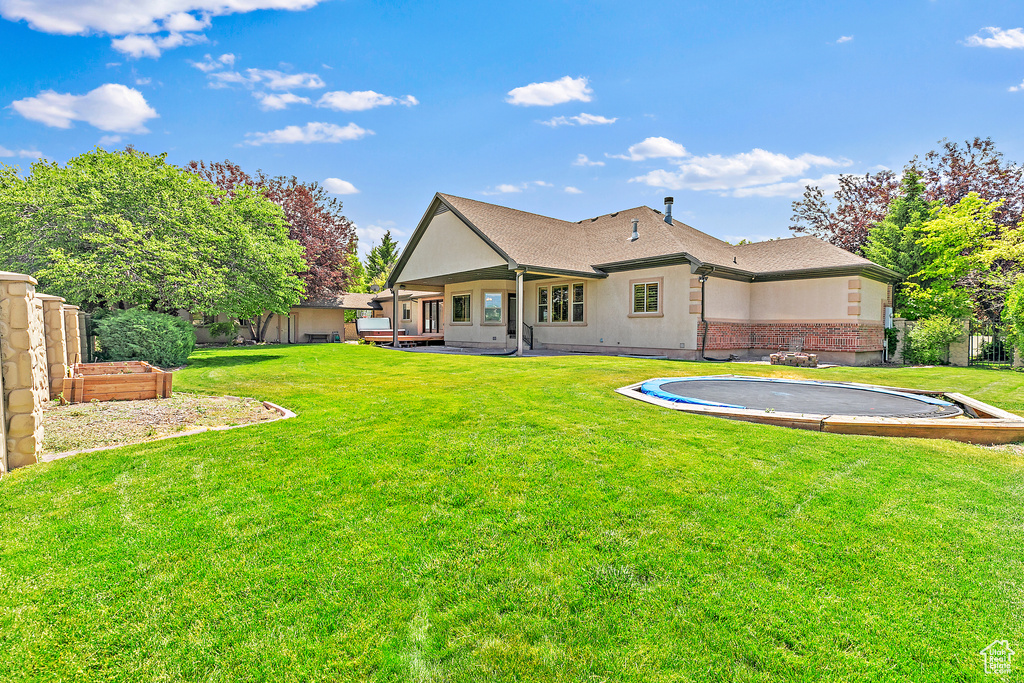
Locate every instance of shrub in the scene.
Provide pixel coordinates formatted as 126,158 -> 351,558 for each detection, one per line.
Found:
96,308 -> 196,368
903,315 -> 965,365
884,327 -> 900,358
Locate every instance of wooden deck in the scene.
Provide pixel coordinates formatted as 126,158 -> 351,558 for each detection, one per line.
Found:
362,333 -> 445,347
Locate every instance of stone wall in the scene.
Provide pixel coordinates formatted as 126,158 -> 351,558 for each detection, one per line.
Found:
38,294 -> 68,399
891,318 -> 969,366
0,272 -> 49,471
64,305 -> 82,366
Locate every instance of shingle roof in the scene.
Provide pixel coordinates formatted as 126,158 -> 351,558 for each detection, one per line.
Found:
297,292 -> 379,310
733,236 -> 877,273
400,193 -> 900,281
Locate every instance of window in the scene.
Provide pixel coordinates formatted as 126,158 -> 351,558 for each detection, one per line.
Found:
632,281 -> 660,314
401,303 -> 411,321
538,282 -> 584,324
483,292 -> 503,323
452,294 -> 471,323
572,283 -> 584,323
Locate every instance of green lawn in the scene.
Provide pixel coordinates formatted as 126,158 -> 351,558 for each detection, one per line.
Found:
2,345 -> 1022,682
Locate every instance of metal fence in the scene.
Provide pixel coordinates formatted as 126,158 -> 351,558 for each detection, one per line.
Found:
968,320 -> 1014,367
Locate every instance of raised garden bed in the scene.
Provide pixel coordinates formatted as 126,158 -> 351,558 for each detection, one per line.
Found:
61,361 -> 172,404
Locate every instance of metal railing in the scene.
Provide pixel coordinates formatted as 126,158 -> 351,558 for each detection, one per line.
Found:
523,323 -> 533,351
968,320 -> 1013,367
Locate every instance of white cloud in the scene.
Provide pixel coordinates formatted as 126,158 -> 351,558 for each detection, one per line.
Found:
564,186 -> 583,194
506,76 -> 592,106
609,136 -> 689,161
98,134 -> 122,145
11,83 -> 158,133
111,31 -> 206,58
481,180 -> 551,195
573,153 -> 604,167
0,145 -> 43,158
209,68 -> 324,90
355,222 -> 404,258
244,121 -> 372,145
190,53 -> 236,72
966,27 -> 1024,49
630,149 -> 850,196
162,11 -> 210,32
0,1 -> 328,57
836,35 -> 853,43
134,77 -> 151,85
732,173 -> 843,198
253,91 -> 311,110
323,178 -> 359,194
317,90 -> 418,112
1010,81 -> 1024,92
540,112 -> 617,127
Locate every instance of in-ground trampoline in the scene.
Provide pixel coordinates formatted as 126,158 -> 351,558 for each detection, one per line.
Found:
616,375 -> 1024,444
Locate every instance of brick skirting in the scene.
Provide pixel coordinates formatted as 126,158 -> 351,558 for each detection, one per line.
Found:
699,321 -> 883,353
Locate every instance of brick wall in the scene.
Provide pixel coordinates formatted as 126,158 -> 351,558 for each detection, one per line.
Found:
700,321 -> 884,353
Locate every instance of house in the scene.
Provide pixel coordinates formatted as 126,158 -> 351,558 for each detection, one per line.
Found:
191,289 -> 443,344
384,193 -> 902,364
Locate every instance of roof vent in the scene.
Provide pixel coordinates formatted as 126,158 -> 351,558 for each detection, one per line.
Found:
630,218 -> 639,242
664,197 -> 674,225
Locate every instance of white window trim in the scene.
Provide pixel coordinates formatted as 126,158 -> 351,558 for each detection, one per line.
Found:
481,291 -> 505,326
451,291 -> 472,325
535,280 -> 587,326
628,277 -> 664,318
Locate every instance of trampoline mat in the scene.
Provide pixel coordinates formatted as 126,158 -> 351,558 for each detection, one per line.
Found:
648,378 -> 963,418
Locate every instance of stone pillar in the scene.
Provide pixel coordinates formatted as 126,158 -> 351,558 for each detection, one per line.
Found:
63,304 -> 82,367
38,294 -> 68,399
0,272 -> 48,470
0,334 -> 5,472
947,319 -> 970,367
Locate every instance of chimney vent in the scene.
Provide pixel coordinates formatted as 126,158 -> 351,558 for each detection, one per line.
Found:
664,197 -> 674,225
630,218 -> 639,242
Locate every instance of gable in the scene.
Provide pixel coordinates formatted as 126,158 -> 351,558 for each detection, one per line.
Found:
393,205 -> 508,284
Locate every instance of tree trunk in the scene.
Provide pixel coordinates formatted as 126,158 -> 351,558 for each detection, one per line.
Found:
259,313 -> 275,342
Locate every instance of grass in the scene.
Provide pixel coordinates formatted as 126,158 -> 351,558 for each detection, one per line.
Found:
41,393 -> 279,455
1,344 -> 1022,682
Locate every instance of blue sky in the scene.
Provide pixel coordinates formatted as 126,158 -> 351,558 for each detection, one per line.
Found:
2,1 -> 1023,257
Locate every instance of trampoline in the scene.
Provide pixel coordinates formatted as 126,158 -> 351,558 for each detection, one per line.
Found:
639,376 -> 963,418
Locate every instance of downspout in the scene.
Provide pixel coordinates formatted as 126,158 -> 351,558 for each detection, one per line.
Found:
698,267 -> 730,362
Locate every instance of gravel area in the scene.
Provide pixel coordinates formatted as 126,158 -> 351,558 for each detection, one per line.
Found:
42,393 -> 280,455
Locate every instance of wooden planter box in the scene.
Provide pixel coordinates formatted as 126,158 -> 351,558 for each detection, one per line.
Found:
61,361 -> 172,404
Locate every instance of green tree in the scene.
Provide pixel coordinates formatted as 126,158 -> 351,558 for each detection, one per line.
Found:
0,148 -> 306,340
863,172 -> 934,276
903,193 -> 1007,319
365,231 -> 401,287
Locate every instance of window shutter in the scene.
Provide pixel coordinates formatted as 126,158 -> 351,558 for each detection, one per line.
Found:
646,283 -> 659,312
633,284 -> 645,313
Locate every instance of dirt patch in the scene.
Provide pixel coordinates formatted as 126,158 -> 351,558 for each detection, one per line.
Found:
42,393 -> 280,455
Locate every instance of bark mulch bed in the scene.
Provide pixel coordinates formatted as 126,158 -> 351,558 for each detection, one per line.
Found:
42,393 -> 280,456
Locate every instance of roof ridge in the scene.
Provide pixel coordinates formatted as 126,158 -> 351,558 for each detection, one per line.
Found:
439,193 -> 577,225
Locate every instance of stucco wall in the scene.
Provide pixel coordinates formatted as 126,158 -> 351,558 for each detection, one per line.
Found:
291,309 -> 346,341
397,210 -> 507,283
702,277 -> 750,322
748,277 -> 856,322
443,280 -> 517,348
